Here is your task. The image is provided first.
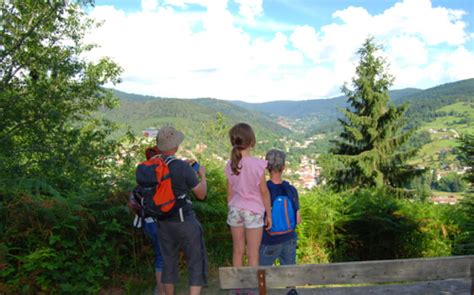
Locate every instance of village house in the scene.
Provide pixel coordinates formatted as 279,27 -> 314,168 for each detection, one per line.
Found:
143,128 -> 159,138
431,195 -> 458,205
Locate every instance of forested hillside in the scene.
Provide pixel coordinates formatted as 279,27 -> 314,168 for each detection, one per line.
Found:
102,90 -> 290,156
105,79 -> 474,170
108,90 -> 288,135
107,79 -> 473,136
232,88 -> 422,119
232,80 -> 473,133
402,78 -> 474,128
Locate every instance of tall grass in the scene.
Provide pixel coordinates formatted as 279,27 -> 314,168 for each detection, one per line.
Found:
297,189 -> 346,263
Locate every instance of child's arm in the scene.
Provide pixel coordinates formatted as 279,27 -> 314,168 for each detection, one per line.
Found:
259,173 -> 272,230
226,179 -> 232,205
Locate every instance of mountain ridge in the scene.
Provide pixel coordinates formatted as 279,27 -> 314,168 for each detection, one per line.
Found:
106,78 -> 474,137
230,88 -> 423,118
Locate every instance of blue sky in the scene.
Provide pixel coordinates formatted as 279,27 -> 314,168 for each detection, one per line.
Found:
87,0 -> 474,102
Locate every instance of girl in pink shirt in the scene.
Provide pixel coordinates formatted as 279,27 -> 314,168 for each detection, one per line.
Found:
225,123 -> 272,267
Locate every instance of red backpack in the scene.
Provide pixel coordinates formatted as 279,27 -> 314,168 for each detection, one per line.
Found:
129,156 -> 183,219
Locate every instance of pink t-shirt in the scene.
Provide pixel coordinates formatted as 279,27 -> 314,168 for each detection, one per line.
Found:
225,156 -> 268,214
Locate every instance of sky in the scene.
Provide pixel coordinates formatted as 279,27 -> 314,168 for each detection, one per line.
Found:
85,0 -> 474,102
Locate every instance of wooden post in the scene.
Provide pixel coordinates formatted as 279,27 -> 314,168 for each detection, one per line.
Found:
257,269 -> 266,295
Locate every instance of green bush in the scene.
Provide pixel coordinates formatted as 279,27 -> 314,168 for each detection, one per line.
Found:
0,165 -> 464,293
452,134 -> 474,254
193,160 -> 232,267
0,189 -> 155,294
295,188 -> 459,263
453,193 -> 474,254
0,159 -> 234,294
332,189 -> 457,261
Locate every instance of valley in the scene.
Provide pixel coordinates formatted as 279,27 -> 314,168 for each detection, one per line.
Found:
103,78 -> 474,194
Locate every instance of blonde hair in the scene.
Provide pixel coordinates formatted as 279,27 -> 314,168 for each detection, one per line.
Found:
229,123 -> 256,175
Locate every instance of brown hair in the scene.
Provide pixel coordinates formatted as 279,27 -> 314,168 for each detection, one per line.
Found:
229,123 -> 256,175
266,149 -> 286,173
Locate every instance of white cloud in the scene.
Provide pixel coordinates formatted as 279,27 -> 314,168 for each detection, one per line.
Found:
234,0 -> 263,22
387,36 -> 428,66
141,0 -> 158,11
289,25 -> 320,62
376,0 -> 467,46
441,46 -> 474,80
85,0 -> 474,102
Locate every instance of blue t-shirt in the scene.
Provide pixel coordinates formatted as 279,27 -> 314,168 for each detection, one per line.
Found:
261,180 -> 299,245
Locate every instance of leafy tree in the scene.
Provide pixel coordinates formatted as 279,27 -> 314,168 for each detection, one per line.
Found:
433,172 -> 467,192
201,112 -> 230,155
328,38 -> 421,194
404,170 -> 432,201
0,0 -> 122,192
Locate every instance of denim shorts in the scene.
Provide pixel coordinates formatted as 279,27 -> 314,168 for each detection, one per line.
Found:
259,238 -> 297,266
227,206 -> 264,228
143,218 -> 163,272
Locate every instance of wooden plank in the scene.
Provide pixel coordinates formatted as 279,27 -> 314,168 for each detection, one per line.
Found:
471,260 -> 473,295
219,255 -> 474,289
263,279 -> 471,295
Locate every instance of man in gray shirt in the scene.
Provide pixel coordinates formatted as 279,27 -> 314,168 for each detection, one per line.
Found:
155,126 -> 208,295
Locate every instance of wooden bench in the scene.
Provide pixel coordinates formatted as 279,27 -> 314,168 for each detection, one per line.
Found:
219,255 -> 474,294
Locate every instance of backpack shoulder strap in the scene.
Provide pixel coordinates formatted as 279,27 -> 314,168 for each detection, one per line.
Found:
163,155 -> 176,165
267,181 -> 290,199
283,181 -> 299,211
280,181 -> 291,197
281,181 -> 297,208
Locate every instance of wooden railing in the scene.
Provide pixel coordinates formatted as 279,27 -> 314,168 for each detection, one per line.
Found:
219,255 -> 474,294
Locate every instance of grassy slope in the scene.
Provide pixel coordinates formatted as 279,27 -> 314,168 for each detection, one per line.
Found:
412,101 -> 474,168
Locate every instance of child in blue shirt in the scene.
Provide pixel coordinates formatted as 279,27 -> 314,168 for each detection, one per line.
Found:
141,146 -> 165,294
260,149 -> 301,266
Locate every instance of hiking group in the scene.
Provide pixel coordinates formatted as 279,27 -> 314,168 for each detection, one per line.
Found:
129,123 -> 301,295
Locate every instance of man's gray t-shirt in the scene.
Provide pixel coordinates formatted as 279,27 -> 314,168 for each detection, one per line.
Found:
168,158 -> 199,196
164,158 -> 199,219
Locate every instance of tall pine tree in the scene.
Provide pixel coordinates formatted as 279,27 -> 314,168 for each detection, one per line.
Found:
329,38 -> 421,194
454,133 -> 474,254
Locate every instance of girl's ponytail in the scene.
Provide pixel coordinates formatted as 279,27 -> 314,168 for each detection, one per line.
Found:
230,145 -> 242,175
229,123 -> 256,175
